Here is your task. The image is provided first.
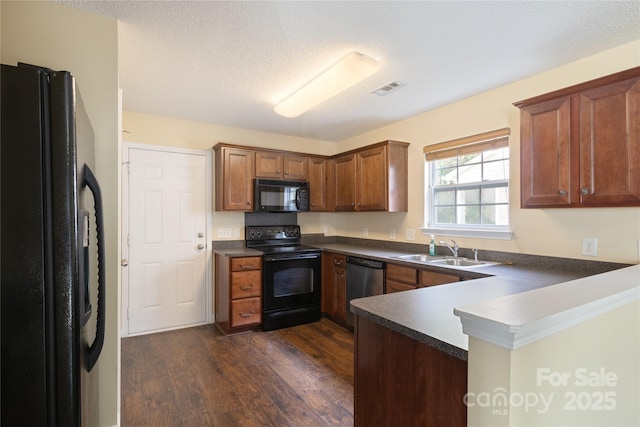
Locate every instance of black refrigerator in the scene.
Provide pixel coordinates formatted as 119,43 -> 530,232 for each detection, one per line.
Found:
1,63 -> 106,426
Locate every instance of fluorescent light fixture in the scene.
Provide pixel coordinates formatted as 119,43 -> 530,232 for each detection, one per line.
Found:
274,51 -> 380,118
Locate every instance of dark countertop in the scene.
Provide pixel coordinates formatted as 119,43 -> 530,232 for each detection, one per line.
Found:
311,243 -> 606,360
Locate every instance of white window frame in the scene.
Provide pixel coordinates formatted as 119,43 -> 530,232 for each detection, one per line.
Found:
421,129 -> 513,240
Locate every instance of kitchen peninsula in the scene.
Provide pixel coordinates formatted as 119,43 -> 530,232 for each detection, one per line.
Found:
312,242 -> 638,426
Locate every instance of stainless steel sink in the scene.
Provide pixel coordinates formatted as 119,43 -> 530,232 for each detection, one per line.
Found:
429,258 -> 491,268
395,254 -> 442,262
393,254 -> 498,268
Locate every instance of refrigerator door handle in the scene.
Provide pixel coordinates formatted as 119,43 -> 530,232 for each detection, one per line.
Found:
82,165 -> 105,372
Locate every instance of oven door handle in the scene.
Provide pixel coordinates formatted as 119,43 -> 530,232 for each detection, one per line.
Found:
264,253 -> 321,262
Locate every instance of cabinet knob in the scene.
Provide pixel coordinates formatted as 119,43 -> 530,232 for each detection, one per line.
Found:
558,190 -> 567,196
197,243 -> 205,250
580,188 -> 590,195
247,201 -> 252,205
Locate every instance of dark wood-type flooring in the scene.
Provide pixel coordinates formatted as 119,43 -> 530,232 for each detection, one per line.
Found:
121,318 -> 354,426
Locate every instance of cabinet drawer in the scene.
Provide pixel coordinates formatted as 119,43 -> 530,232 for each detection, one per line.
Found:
386,263 -> 418,284
231,270 -> 261,299
419,270 -> 460,287
231,256 -> 261,271
386,279 -> 417,294
230,297 -> 261,327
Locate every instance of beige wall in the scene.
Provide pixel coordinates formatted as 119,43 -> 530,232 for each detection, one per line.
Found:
1,1 -> 120,425
126,40 -> 640,263
339,40 -> 640,264
467,300 -> 640,426
122,111 -> 340,237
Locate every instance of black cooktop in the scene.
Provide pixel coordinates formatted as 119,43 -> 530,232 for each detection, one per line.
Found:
245,225 -> 320,255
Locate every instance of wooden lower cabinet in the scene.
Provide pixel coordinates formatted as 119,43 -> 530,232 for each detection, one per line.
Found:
386,263 -> 461,293
322,252 -> 347,326
386,263 -> 418,293
215,254 -> 262,334
355,316 -> 467,426
419,269 -> 461,287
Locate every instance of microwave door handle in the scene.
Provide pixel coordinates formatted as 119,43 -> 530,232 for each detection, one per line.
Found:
295,189 -> 301,210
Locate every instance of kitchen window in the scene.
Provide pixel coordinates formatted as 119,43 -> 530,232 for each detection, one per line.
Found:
423,128 -> 512,240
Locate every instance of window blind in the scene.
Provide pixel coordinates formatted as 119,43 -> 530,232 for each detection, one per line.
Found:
423,128 -> 510,160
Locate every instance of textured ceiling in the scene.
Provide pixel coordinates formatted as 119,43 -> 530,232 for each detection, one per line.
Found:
60,1 -> 640,142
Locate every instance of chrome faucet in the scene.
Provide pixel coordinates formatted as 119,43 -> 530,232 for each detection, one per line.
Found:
439,239 -> 459,257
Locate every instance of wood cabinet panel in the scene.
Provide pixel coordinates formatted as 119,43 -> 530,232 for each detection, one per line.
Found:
322,252 -> 347,326
230,271 -> 261,299
215,254 -> 262,334
230,297 -> 261,327
214,145 -> 254,211
333,154 -> 357,211
283,154 -> 307,180
255,151 -> 307,180
356,145 -> 388,211
354,316 -> 467,426
386,263 -> 418,284
516,67 -> 640,208
419,270 -> 461,287
578,77 -> 640,205
231,256 -> 261,271
520,97 -> 572,207
254,151 -> 283,179
386,279 -> 417,293
307,156 -> 331,211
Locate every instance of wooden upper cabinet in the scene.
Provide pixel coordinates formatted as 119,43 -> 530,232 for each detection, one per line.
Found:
334,141 -> 409,212
213,144 -> 254,211
578,78 -> 640,205
519,97 -> 572,207
515,67 -> 640,208
307,156 -> 332,211
255,150 -> 307,180
333,153 -> 357,211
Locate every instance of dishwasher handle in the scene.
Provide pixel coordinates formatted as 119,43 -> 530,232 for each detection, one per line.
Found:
346,256 -> 385,269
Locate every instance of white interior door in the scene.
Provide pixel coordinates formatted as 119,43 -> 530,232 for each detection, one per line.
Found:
126,147 -> 208,335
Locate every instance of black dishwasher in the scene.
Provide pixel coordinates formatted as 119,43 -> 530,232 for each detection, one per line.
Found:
345,256 -> 385,327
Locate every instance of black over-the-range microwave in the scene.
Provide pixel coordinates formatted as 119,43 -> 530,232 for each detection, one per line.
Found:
254,179 -> 310,212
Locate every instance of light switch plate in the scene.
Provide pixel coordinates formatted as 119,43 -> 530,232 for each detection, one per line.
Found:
363,227 -> 368,237
390,229 -> 396,240
582,237 -> 598,256
406,228 -> 415,241
217,227 -> 232,238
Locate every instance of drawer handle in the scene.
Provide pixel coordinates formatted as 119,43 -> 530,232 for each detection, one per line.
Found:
239,310 -> 254,318
239,264 -> 254,269
240,284 -> 254,290
558,189 -> 567,196
334,260 -> 343,265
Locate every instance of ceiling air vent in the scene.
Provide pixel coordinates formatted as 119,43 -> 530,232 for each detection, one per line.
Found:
371,81 -> 405,96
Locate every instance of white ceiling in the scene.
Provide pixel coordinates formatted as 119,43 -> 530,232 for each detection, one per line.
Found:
60,1 -> 640,142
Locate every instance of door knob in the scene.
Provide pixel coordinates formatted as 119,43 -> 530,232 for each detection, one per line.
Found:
197,243 -> 205,250
121,259 -> 128,267
197,232 -> 204,238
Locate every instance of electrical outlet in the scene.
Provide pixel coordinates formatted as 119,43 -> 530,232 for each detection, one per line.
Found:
390,229 -> 396,240
363,227 -> 368,237
582,237 -> 598,257
637,240 -> 640,260
323,226 -> 329,236
233,228 -> 240,238
217,227 -> 232,238
406,228 -> 415,241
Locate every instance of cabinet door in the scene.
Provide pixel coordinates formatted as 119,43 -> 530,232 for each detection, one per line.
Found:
334,154 -> 357,211
579,77 -> 640,206
356,145 -> 388,211
386,279 -> 417,293
220,147 -> 254,210
283,154 -> 307,180
307,157 -> 328,211
520,97 -> 572,207
419,270 -> 461,287
255,151 -> 283,179
333,266 -> 347,325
